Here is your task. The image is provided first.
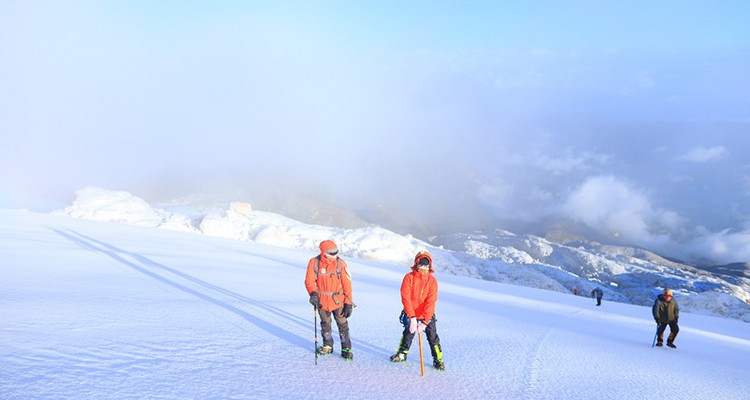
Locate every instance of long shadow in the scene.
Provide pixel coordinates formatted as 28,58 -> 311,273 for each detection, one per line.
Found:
70,230 -> 311,329
51,228 -> 311,351
52,228 -> 394,358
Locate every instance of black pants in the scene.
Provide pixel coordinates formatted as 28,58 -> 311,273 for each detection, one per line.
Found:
318,307 -> 351,349
596,296 -> 602,306
656,321 -> 679,343
397,318 -> 442,361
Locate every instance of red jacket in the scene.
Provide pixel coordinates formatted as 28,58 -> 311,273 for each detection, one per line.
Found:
305,242 -> 352,312
400,267 -> 438,322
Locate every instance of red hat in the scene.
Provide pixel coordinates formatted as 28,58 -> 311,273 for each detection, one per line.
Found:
319,240 -> 338,255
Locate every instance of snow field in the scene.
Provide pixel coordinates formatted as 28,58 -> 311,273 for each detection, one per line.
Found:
2,210 -> 749,399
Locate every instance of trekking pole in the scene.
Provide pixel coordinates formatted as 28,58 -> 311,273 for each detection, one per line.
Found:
314,308 -> 318,365
651,325 -> 659,348
417,330 -> 425,377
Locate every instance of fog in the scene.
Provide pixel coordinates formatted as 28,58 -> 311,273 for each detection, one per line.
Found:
2,2 -> 750,265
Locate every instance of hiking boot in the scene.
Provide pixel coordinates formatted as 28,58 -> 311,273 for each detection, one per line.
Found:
666,342 -> 677,349
390,352 -> 407,362
316,345 -> 333,355
655,341 -> 663,347
341,348 -> 353,360
433,359 -> 445,371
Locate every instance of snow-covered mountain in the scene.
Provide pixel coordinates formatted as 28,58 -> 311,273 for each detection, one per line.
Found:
54,187 -> 750,322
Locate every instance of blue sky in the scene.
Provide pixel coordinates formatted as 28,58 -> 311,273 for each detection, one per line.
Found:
2,1 -> 749,264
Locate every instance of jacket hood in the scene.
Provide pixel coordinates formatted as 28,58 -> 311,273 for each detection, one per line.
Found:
413,251 -> 434,271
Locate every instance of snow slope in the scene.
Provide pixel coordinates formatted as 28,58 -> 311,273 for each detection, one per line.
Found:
2,209 -> 749,399
52,187 -> 750,322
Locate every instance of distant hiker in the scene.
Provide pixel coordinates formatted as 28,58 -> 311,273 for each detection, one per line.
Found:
591,287 -> 603,306
573,287 -> 578,296
652,288 -> 680,348
305,240 -> 355,360
390,251 -> 445,371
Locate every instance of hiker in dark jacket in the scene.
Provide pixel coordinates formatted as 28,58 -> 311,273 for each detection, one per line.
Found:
591,287 -> 603,306
652,288 -> 680,348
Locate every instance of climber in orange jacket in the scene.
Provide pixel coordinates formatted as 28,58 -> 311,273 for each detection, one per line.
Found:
305,239 -> 354,360
389,251 -> 444,370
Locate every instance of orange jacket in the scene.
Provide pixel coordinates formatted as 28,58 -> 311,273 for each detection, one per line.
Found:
400,267 -> 438,322
305,243 -> 352,312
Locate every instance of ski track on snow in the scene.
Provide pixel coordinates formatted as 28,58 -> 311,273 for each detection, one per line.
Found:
520,326 -> 555,399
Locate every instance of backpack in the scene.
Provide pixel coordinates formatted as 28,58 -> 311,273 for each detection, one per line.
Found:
313,255 -> 355,307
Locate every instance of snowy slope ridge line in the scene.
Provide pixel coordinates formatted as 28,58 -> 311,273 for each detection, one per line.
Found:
52,187 -> 750,322
2,209 -> 749,399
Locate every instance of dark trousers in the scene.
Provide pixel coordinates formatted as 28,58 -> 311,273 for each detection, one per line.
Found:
318,307 -> 351,349
397,318 -> 442,361
596,296 -> 602,306
656,321 -> 679,343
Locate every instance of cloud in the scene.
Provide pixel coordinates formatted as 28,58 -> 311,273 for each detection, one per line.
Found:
667,174 -> 694,183
558,175 -> 750,264
689,228 -> 750,264
561,175 -> 684,247
471,143 -> 615,225
4,2 -> 750,266
679,146 -> 729,163
533,151 -> 612,175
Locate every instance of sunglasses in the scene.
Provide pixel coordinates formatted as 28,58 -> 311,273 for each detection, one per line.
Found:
326,249 -> 339,256
416,258 -> 431,267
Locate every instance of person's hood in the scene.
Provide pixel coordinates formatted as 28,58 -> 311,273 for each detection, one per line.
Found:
319,240 -> 337,255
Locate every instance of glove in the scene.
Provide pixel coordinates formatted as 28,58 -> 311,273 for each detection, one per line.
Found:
342,304 -> 353,318
675,318 -> 678,324
408,317 -> 418,334
309,292 -> 320,309
654,319 -> 659,325
417,320 -> 428,333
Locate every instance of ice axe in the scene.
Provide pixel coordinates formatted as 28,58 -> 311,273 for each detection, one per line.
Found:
417,330 -> 425,376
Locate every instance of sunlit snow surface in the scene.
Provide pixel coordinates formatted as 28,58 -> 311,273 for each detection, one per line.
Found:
2,209 -> 749,399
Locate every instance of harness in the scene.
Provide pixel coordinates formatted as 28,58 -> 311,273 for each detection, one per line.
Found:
314,255 -> 349,306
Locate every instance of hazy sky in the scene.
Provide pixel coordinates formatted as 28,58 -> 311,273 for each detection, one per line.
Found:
2,1 -> 750,264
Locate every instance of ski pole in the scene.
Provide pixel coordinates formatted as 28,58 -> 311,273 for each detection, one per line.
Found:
417,330 -> 425,377
314,307 -> 318,365
651,325 -> 659,348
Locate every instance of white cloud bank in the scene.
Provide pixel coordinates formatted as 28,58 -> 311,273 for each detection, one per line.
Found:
560,175 -> 750,264
562,176 -> 682,246
690,228 -> 750,265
